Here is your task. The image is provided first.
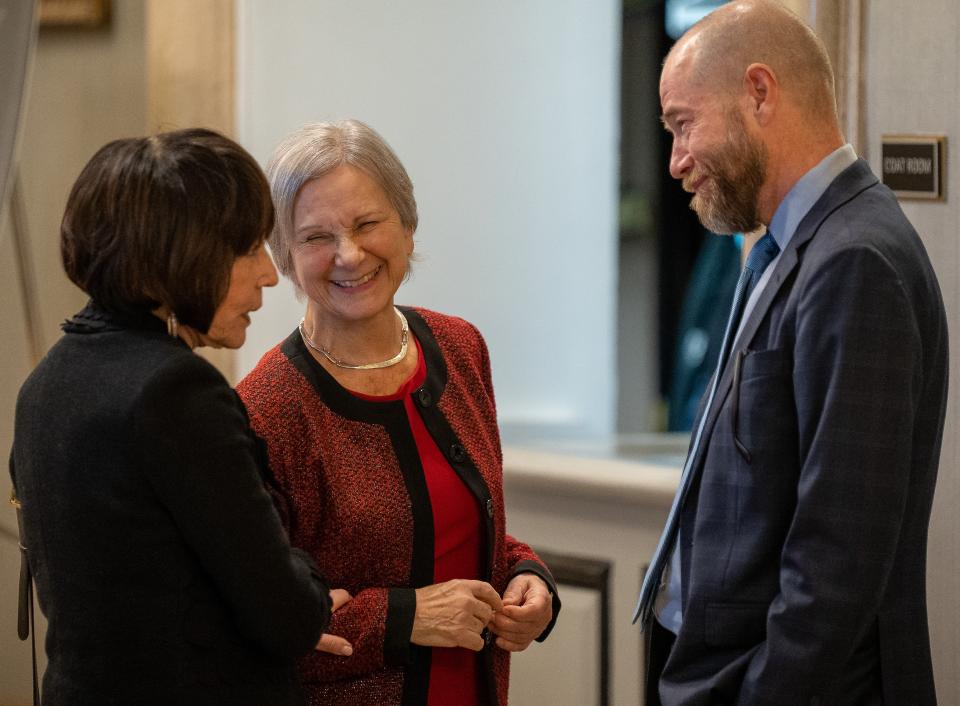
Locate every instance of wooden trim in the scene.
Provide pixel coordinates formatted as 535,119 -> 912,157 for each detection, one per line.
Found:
841,0 -> 867,158
809,0 -> 867,157
145,0 -> 237,380
39,0 -> 110,28
145,0 -> 235,135
535,548 -> 612,706
9,175 -> 44,365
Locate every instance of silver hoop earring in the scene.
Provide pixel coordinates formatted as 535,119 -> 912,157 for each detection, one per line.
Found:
166,312 -> 179,339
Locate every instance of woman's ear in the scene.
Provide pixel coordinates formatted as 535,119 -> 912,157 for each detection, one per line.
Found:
743,62 -> 778,126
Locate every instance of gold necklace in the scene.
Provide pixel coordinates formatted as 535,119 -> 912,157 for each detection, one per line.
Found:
299,307 -> 409,370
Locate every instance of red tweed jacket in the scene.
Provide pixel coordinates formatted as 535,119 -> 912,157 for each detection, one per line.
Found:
237,307 -> 559,706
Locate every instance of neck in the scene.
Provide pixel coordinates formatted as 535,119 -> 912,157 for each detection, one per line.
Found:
303,303 -> 403,365
759,119 -> 844,224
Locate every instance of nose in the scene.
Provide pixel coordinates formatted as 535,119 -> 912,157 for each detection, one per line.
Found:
334,233 -> 364,267
257,245 -> 279,287
669,140 -> 692,180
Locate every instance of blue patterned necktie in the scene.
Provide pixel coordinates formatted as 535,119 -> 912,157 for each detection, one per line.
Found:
633,231 -> 781,628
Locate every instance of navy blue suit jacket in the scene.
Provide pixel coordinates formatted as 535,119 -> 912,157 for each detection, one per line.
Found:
660,160 -> 948,705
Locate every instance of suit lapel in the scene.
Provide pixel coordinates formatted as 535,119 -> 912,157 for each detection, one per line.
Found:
683,159 -> 880,487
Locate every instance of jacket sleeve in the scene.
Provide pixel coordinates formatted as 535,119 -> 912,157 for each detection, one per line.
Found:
737,245 -> 928,704
505,536 -> 562,642
133,355 -> 331,661
297,586 -> 417,682
239,367 -> 419,683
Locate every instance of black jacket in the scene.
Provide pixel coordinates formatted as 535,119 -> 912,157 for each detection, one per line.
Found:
9,302 -> 331,705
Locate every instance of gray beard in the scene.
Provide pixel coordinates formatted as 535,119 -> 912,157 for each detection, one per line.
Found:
690,183 -> 761,235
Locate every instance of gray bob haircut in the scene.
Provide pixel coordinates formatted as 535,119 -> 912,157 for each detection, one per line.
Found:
265,119 -> 419,283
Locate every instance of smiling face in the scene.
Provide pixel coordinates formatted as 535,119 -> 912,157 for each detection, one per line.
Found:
291,164 -> 414,327
201,243 -> 279,348
660,47 -> 768,234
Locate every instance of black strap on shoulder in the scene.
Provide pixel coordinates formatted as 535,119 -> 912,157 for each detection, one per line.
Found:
11,487 -> 38,706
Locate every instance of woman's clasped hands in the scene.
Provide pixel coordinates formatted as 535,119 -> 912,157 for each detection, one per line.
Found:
411,575 -> 553,653
412,579 -> 502,652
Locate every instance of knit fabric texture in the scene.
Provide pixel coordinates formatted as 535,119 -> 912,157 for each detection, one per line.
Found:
237,308 -> 555,706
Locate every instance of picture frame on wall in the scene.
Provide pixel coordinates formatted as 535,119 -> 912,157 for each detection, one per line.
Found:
39,0 -> 110,28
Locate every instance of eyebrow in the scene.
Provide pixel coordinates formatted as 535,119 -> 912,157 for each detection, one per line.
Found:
354,209 -> 386,221
661,107 -> 691,134
294,226 -> 332,240
294,210 -> 386,236
661,108 -> 680,126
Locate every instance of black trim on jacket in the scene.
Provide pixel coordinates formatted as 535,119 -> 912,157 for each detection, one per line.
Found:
279,308 -> 559,706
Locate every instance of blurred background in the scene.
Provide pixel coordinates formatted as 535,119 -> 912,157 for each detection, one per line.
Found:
2,1 -> 958,704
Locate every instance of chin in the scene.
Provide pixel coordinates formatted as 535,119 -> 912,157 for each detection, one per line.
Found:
205,333 -> 245,350
225,334 -> 246,349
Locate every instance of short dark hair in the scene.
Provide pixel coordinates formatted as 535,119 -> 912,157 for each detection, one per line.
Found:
60,128 -> 274,332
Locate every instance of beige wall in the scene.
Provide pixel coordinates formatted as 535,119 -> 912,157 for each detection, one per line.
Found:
0,3 -> 147,702
864,3 -> 960,702
146,0 -> 236,378
778,0 -> 808,15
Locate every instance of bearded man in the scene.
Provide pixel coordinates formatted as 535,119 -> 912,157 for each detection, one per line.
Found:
634,2 -> 948,704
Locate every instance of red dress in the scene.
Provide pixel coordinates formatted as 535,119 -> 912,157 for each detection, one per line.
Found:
355,337 -> 481,706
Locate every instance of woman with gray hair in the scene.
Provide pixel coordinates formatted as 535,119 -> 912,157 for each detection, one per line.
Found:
237,119 -> 560,705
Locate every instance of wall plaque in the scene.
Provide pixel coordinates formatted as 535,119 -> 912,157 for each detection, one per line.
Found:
881,135 -> 945,200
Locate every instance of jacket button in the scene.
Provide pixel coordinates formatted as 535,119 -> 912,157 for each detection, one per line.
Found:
486,499 -> 494,518
449,443 -> 466,463
417,388 -> 432,407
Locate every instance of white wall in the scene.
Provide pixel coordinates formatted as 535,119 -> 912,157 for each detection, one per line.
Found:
236,0 -> 621,440
864,3 -> 960,702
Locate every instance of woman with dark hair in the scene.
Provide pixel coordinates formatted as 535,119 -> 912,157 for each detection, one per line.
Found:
238,120 -> 560,706
9,128 -> 339,706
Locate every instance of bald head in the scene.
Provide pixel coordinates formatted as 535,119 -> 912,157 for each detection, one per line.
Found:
668,0 -> 837,125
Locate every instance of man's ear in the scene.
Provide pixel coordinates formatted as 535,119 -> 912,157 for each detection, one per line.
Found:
743,63 -> 778,126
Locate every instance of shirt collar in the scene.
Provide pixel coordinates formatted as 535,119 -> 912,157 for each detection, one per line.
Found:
767,143 -> 857,251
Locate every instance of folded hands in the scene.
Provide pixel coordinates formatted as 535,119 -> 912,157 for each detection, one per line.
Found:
315,574 -> 553,656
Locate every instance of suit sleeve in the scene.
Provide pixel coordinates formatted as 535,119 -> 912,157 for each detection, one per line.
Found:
133,356 -> 331,661
738,244 -> 924,704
